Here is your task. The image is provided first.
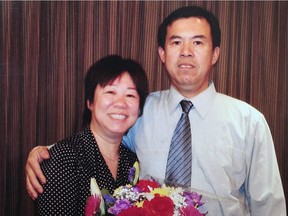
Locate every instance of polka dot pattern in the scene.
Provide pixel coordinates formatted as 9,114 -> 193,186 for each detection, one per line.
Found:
35,127 -> 137,215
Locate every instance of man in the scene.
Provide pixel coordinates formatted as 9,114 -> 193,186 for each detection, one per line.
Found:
26,6 -> 286,215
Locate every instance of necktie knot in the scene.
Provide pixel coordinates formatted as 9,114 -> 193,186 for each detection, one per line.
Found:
180,100 -> 193,114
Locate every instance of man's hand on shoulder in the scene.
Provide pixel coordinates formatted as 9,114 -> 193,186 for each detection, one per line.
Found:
25,146 -> 50,200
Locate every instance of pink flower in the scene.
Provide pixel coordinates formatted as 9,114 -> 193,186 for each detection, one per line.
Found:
85,195 -> 101,216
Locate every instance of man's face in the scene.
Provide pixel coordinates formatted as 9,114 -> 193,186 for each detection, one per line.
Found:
158,17 -> 220,98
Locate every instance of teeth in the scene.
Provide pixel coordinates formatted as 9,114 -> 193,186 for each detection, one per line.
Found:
179,64 -> 193,68
110,114 -> 126,120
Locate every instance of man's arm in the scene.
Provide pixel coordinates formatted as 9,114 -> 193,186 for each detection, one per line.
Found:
247,116 -> 286,215
25,146 -> 50,200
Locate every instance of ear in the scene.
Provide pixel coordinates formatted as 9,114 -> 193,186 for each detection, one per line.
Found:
212,47 -> 220,65
87,100 -> 92,111
158,46 -> 166,63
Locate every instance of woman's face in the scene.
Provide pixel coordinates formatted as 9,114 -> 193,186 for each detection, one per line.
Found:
88,72 -> 140,139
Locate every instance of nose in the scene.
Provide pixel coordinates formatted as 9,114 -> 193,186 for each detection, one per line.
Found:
113,95 -> 128,109
180,42 -> 193,57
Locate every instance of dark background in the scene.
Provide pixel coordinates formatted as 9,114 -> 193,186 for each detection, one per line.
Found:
1,1 -> 287,215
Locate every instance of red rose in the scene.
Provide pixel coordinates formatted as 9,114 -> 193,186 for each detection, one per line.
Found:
118,206 -> 147,216
143,194 -> 174,216
179,206 -> 203,216
136,179 -> 160,192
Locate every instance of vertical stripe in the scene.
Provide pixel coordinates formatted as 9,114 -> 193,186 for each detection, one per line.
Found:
0,1 -> 287,215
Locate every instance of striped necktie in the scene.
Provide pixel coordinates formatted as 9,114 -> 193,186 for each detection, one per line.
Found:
165,100 -> 193,186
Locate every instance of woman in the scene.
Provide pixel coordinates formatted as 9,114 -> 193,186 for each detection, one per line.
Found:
35,55 -> 149,215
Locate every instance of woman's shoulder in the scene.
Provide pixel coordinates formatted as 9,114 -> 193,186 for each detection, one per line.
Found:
49,128 -> 92,160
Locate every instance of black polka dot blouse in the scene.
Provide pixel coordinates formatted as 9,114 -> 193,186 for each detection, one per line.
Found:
35,127 -> 138,215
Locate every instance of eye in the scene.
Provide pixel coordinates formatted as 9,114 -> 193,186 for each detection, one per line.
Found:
126,90 -> 139,98
126,93 -> 137,98
172,40 -> 181,46
105,90 -> 115,95
193,41 -> 203,45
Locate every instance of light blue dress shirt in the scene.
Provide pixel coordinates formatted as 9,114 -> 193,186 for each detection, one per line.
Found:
123,82 -> 286,215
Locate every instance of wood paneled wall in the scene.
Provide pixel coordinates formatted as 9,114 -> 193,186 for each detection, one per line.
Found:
1,1 -> 287,215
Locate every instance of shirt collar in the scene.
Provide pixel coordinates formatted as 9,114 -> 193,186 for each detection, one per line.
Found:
167,86 -> 185,114
167,82 -> 217,118
192,82 -> 217,119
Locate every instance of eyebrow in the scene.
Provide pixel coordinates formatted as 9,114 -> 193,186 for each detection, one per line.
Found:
107,85 -> 137,90
127,87 -> 137,90
169,34 -> 206,40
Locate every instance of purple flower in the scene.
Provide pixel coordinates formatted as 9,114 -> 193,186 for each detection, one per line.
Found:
108,199 -> 133,215
183,191 -> 204,207
103,194 -> 115,205
128,167 -> 136,183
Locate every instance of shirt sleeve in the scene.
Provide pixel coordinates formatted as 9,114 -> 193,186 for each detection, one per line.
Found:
122,126 -> 137,153
246,114 -> 286,215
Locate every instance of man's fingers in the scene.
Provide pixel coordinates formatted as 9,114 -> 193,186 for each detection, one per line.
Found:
37,146 -> 50,160
33,146 -> 50,184
25,146 -> 50,198
26,159 -> 44,193
26,176 -> 39,200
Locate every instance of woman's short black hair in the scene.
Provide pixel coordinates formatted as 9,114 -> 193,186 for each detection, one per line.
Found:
157,6 -> 221,49
82,55 -> 149,126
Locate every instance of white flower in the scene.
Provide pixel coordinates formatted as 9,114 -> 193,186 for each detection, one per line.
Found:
90,178 -> 105,216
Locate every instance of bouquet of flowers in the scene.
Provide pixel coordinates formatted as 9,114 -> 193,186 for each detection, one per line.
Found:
85,162 -> 207,216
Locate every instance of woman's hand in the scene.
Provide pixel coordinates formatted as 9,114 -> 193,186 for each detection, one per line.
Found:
25,146 -> 50,200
